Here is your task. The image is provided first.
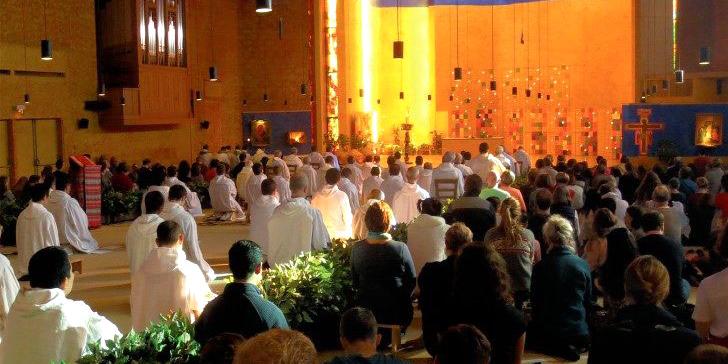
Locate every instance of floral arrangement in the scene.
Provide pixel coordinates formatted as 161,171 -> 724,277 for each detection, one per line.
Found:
101,189 -> 142,223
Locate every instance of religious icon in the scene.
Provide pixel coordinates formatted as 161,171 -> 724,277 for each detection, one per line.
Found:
251,119 -> 271,147
695,113 -> 723,148
624,108 -> 664,156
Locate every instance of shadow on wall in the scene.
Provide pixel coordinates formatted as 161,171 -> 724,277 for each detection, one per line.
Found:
242,111 -> 313,153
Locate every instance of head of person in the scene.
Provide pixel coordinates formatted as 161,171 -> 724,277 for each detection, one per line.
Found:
370,166 -> 381,177
500,171 -> 515,187
598,197 -> 617,214
535,173 -> 556,189
30,182 -> 51,203
543,215 -> 576,252
145,191 -> 165,215
436,324 -> 492,364
364,200 -> 392,234
641,210 -> 665,233
200,333 -> 246,364
454,153 -> 464,165
497,197 -> 523,241
625,205 -> 643,231
442,151 -> 456,164
463,174 -> 483,197
273,150 -> 283,158
416,155 -> 423,166
651,184 -> 671,205
272,165 -> 281,177
388,163 -> 401,177
156,221 -> 183,248
667,177 -> 680,191
289,174 -> 308,198
555,172 -> 570,185
406,166 -> 419,184
168,184 -> 187,204
535,188 -> 553,212
552,185 -> 571,206
325,155 -> 334,165
338,307 -> 381,355
347,155 -> 355,165
28,246 -> 72,292
229,240 -> 264,285
142,158 -> 151,167
366,189 -> 385,201
418,198 -> 443,217
233,329 -> 316,364
485,171 -> 499,189
166,165 -> 178,178
252,163 -> 263,176
216,163 -> 226,176
394,151 -> 402,160
479,142 -> 489,154
495,145 -> 504,155
624,255 -> 669,306
445,223 -> 473,256
679,166 -> 693,180
0,176 -> 8,195
424,162 -> 433,170
190,163 -> 201,177
311,145 -> 318,153
684,345 -> 728,364
593,208 -> 618,238
454,243 -> 511,305
325,168 -> 341,186
697,176 -> 709,191
261,178 -> 277,197
54,172 -> 71,193
301,156 -> 310,165
342,167 -> 353,181
289,147 -> 298,155
364,155 -> 373,163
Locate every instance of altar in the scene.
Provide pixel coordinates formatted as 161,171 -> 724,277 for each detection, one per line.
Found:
442,137 -> 506,157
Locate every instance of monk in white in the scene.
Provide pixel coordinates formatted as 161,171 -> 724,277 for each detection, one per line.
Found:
283,147 -> 304,169
0,247 -> 121,363
199,145 -> 213,166
0,254 -> 19,340
131,221 -> 213,331
161,185 -> 216,282
141,166 -> 171,215
251,149 -> 268,164
271,166 -> 291,202
317,156 -> 335,191
47,173 -> 99,253
469,142 -> 506,182
309,145 -> 325,166
454,153 -> 474,177
126,191 -> 166,273
249,179 -> 280,257
323,146 -> 340,169
235,156 -> 253,201
312,168 -> 353,240
245,163 -> 266,205
361,166 -> 384,203
344,155 -> 364,190
393,151 -> 407,178
338,167 -> 361,212
299,156 -> 318,197
209,163 -> 245,220
393,166 -> 431,224
16,183 -> 59,275
353,189 -> 397,240
418,162 -> 434,192
164,165 -> 203,216
270,150 -> 291,180
268,175 -> 330,265
380,163 -> 405,206
430,152 -> 465,199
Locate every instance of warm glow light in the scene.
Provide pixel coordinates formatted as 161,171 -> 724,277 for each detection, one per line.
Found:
361,0 -> 375,142
326,0 -> 339,137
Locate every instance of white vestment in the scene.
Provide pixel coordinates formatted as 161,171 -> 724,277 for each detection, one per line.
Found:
47,190 -> 99,253
245,174 -> 266,205
141,185 -> 171,215
324,152 -> 340,169
251,149 -> 268,164
283,154 -> 304,169
16,202 -> 60,275
299,165 -> 318,196
267,197 -> 330,266
396,160 -> 408,177
164,177 -> 203,216
309,152 -> 325,166
352,199 -> 398,240
317,164 -> 333,191
470,153 -> 506,182
249,195 -> 280,255
273,176 -> 291,202
131,247 -> 212,331
392,183 -> 431,224
271,157 -> 291,180
418,169 -> 433,192
407,214 -> 449,273
311,185 -> 353,240
0,288 -> 121,363
236,165 -> 254,202
361,175 -> 384,202
0,254 -> 19,340
380,174 -> 405,206
456,164 -> 474,177
338,177 -> 361,212
125,213 -> 165,273
160,203 -> 216,282
343,164 -> 364,190
209,175 -> 244,214
514,149 -> 532,175
430,162 -> 464,199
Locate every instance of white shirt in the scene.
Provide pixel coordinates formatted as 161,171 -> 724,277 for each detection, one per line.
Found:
407,214 -> 449,273
602,192 -> 628,221
273,175 -> 291,202
0,254 -> 19,339
283,154 -> 303,169
311,185 -> 353,240
141,185 -> 171,215
125,214 -> 165,273
455,163 -> 474,177
469,153 -> 506,182
496,153 -> 514,169
352,199 -> 397,240
235,165 -> 254,202
268,197 -> 330,266
309,152 -> 325,166
160,203 -> 216,282
324,152 -> 340,169
338,177 -> 361,212
16,202 -> 60,275
694,267 -> 728,337
249,195 -> 280,256
380,174 -> 405,206
317,164 -> 333,191
199,151 -> 213,166
131,247 -> 212,331
430,162 -> 464,199
654,204 -> 689,243
47,190 -> 99,253
209,175 -> 244,214
299,165 -> 318,196
344,163 -> 364,190
392,183 -> 431,224
164,177 -> 203,216
0,288 -> 121,363
514,149 -> 532,175
271,157 -> 291,180
361,175 -> 384,202
418,169 -> 433,192
245,174 -> 266,205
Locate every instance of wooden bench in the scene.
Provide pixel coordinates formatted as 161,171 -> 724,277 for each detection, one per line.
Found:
378,324 -> 402,353
432,178 -> 459,201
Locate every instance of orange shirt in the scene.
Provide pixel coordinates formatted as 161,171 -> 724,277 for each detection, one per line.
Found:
500,185 -> 528,212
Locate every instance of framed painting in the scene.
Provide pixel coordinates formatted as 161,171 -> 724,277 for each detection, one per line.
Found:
695,113 -> 723,147
251,119 -> 271,147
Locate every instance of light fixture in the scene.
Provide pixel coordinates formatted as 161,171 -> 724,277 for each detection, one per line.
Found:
546,94 -> 551,101
490,80 -> 496,91
449,94 -> 454,101
393,0 -> 403,58
256,0 -> 273,13
675,69 -> 685,84
453,0 -> 461,81
526,89 -> 532,97
41,39 -> 52,61
263,93 -> 269,102
454,67 -> 463,81
537,92 -> 542,99
195,90 -> 203,101
120,96 -> 126,106
209,66 -> 219,81
512,86 -> 518,96
399,91 -> 404,99
301,83 -> 307,95
699,47 -> 711,65
640,91 -> 647,103
98,82 -> 106,97
24,94 -> 30,104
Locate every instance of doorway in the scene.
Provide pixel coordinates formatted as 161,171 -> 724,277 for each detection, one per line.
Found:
0,118 -> 63,183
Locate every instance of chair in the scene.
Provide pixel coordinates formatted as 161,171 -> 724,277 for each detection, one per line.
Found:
432,178 -> 459,201
377,324 -> 402,352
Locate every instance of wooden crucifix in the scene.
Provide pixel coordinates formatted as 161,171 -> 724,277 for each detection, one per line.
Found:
624,108 -> 664,156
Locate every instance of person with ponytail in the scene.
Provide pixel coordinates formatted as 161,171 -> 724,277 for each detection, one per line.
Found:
484,197 -> 538,307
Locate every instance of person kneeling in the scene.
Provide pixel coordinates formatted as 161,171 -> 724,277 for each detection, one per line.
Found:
327,307 -> 409,364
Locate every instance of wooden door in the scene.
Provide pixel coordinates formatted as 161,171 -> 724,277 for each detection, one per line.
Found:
3,118 -> 63,182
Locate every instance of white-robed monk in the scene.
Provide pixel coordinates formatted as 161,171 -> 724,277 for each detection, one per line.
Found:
270,150 -> 291,180
323,146 -> 340,169
454,153 -> 474,177
126,191 -> 166,273
161,185 -> 216,282
312,168 -> 353,240
271,166 -> 291,202
406,199 -> 449,273
309,146 -> 325,166
361,166 -> 384,203
430,152 -> 465,199
299,156 -> 318,197
284,147 -> 304,169
338,168 -> 361,212
141,166 -> 172,215
317,157 -> 335,191
249,179 -> 280,257
0,247 -> 121,363
353,189 -> 397,240
470,142 -> 506,182
344,156 -> 364,190
245,163 -> 267,205
131,221 -> 213,331
0,254 -> 19,340
16,183 -> 59,275
393,167 -> 431,224
209,164 -> 245,220
47,173 -> 99,253
418,162 -> 434,192
268,175 -> 330,266
380,164 -> 405,206
164,166 -> 203,217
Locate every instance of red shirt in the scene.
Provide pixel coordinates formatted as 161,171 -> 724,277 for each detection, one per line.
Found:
111,173 -> 134,192
716,193 -> 728,217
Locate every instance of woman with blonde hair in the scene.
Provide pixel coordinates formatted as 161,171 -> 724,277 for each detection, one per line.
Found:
485,197 -> 538,307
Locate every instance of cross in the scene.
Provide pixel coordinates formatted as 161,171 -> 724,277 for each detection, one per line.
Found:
624,108 -> 664,155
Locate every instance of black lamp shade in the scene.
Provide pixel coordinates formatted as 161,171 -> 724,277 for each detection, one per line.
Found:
399,91 -> 404,99
256,0 -> 273,13
98,83 -> 106,97
24,93 -> 30,104
427,94 -> 432,100
209,66 -> 219,81
120,96 -> 126,106
546,94 -> 551,100
699,47 -> 711,65
41,39 -> 52,60
195,90 -> 203,101
675,69 -> 685,84
512,86 -> 518,96
393,41 -> 404,59
489,80 -> 497,91
301,83 -> 307,95
449,95 -> 454,101
263,93 -> 269,102
537,92 -> 542,99
359,88 -> 364,97
526,89 -> 532,97
454,67 -> 463,81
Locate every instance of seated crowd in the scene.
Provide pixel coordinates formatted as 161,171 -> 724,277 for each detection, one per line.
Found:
2,144 -> 728,363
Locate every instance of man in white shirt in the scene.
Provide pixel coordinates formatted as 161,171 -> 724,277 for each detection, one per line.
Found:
299,156 -> 318,197
392,167 -> 431,224
47,173 -> 99,253
141,166 -> 171,215
270,150 -> 291,181
693,243 -> 728,343
495,145 -> 515,170
600,183 -> 628,221
651,185 -> 689,243
0,254 -> 19,340
268,175 -> 330,266
344,156 -> 364,191
312,168 -> 353,240
469,142 -> 506,183
209,164 -> 245,220
393,151 -> 408,178
430,152 -> 465,200
131,221 -> 213,331
161,185 -> 216,282
249,179 -> 280,257
360,155 -> 376,176
283,147 -> 304,170
338,167 -> 361,212
309,146 -> 325,167
245,163 -> 266,206
454,153 -> 473,177
126,191 -> 166,273
164,165 -> 203,216
361,166 -> 384,203
0,247 -> 121,363
324,146 -> 340,169
317,156 -> 335,191
418,162 -> 434,192
271,166 -> 291,202
16,183 -> 59,275
380,163 -> 405,206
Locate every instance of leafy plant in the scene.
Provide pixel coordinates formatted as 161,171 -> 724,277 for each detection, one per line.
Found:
349,131 -> 370,151
390,223 -> 409,244
655,139 -> 679,164
512,174 -> 529,189
0,199 -> 23,246
430,131 -> 443,154
337,134 -> 350,151
325,130 -> 339,150
101,190 -> 127,218
78,312 -> 201,364
187,181 -> 210,209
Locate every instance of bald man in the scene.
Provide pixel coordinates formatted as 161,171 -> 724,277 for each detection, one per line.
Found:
392,167 -> 431,224
429,152 -> 464,199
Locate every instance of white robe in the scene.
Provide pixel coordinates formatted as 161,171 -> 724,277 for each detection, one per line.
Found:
209,175 -> 244,214
469,153 -> 506,183
131,247 -> 212,331
407,214 -> 449,273
141,185 -> 171,215
338,177 -> 361,212
251,149 -> 268,164
317,164 -> 333,191
352,199 -> 398,240
361,175 -> 384,202
271,157 -> 291,180
47,190 -> 99,253
235,165 -> 253,202
418,169 -> 433,192
273,176 -> 291,202
430,162 -> 464,199
299,165 -> 318,196
249,195 -> 280,256
309,152 -> 325,166
164,177 -> 203,217
0,288 -> 121,363
160,203 -> 216,282
456,164 -> 474,177
125,214 -> 165,273
514,149 -> 532,175
16,202 -> 60,275
283,154 -> 303,169
324,152 -> 340,169
392,183 -> 431,224
267,197 -> 330,266
380,175 -> 405,206
343,164 -> 364,190
0,254 -> 19,340
245,174 -> 266,205
311,185 -> 353,240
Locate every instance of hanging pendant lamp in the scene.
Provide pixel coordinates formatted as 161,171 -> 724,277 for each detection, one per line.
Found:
256,0 -> 273,13
24,94 -> 30,104
120,96 -> 126,106
98,82 -> 106,97
454,67 -> 463,81
675,69 -> 685,84
41,39 -> 52,61
490,80 -> 497,92
263,93 -> 269,102
301,83 -> 308,95
699,47 -> 711,65
195,90 -> 203,101
209,66 -> 219,82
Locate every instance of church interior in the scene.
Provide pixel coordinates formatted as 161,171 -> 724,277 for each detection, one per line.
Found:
1,0 -> 728,363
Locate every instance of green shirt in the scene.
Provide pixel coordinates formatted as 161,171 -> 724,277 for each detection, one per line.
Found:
479,187 -> 511,202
